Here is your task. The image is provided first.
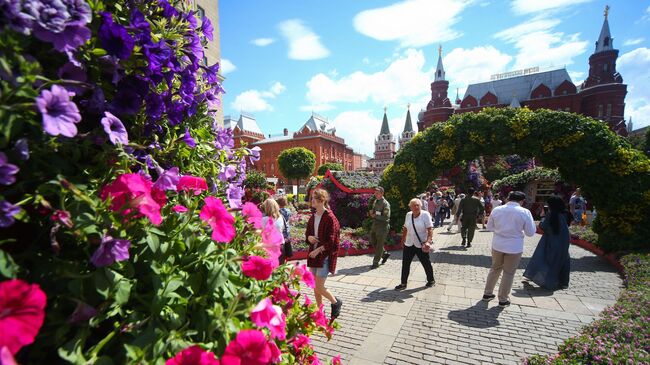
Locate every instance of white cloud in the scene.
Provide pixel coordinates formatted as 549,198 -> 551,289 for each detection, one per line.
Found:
305,49 -> 434,107
444,46 -> 513,95
568,71 -> 585,85
618,47 -> 650,129
220,59 -> 236,75
251,38 -> 275,47
623,38 -> 644,47
510,0 -> 593,15
495,17 -> 587,70
353,0 -> 473,47
230,82 -> 286,113
329,111 -> 407,155
278,19 -> 330,60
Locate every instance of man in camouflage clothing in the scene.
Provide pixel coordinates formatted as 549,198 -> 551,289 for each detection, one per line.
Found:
458,187 -> 484,248
369,187 -> 391,269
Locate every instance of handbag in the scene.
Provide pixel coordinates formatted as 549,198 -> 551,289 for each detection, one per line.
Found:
282,216 -> 293,258
412,214 -> 430,252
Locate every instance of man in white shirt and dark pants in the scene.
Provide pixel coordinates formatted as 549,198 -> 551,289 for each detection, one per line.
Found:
482,191 -> 536,306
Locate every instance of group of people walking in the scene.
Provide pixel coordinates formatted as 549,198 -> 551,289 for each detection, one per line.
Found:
270,185 -> 575,321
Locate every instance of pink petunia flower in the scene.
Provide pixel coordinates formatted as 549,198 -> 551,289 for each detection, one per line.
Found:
172,205 -> 188,213
270,284 -> 296,305
0,280 -> 47,354
100,173 -> 165,225
310,305 -> 328,328
260,219 -> 282,263
293,263 -> 315,289
221,329 -> 274,365
0,347 -> 17,365
241,202 -> 263,229
51,209 -> 73,228
267,340 -> 282,363
241,256 -> 274,280
166,345 -> 220,365
250,298 -> 286,340
177,176 -> 208,195
199,196 -> 236,243
289,334 -> 311,354
332,355 -> 342,365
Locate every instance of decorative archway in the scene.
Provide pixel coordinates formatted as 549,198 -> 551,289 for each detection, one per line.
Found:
382,108 -> 650,252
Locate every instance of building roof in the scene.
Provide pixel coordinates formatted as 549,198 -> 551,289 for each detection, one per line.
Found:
403,108 -> 413,132
463,68 -> 574,105
237,113 -> 263,134
380,110 -> 390,135
434,45 -> 445,82
301,113 -> 335,134
595,10 -> 614,53
252,135 -> 292,145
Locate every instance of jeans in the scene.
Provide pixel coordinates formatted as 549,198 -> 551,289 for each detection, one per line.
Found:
400,245 -> 434,284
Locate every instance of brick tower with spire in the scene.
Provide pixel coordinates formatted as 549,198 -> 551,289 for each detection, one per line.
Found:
418,45 -> 455,131
580,5 -> 628,134
368,108 -> 396,174
399,104 -> 415,150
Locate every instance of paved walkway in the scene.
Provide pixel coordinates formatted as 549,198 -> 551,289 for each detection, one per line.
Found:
302,227 -> 623,365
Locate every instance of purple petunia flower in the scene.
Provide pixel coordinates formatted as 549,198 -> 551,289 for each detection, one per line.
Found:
227,183 -> 245,209
143,41 -> 172,74
183,128 -> 196,148
36,84 -> 81,137
201,17 -> 213,41
68,300 -> 97,324
129,9 -> 150,43
101,111 -> 128,145
218,164 -> 236,183
184,10 -> 198,29
158,0 -> 178,17
14,138 -> 29,161
0,152 -> 19,185
98,12 -> 135,60
58,62 -> 87,94
0,200 -> 20,227
153,167 -> 180,191
214,126 -> 234,150
110,88 -> 142,115
1,0 -> 34,34
248,146 -> 261,162
26,0 -> 91,55
24,0 -> 69,33
90,235 -> 131,267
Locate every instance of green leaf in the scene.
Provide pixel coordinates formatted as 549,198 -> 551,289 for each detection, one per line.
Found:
146,233 -> 160,253
0,249 -> 18,278
115,279 -> 132,305
91,48 -> 107,56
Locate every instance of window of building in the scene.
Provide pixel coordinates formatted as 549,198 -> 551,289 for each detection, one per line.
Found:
606,104 -> 612,116
562,90 -> 567,95
604,63 -> 609,72
604,37 -> 610,46
271,163 -> 274,172
598,105 -> 603,118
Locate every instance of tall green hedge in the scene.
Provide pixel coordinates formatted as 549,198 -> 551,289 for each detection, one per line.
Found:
382,108 -> 650,252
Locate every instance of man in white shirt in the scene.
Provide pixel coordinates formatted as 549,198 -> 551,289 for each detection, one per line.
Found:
482,191 -> 536,306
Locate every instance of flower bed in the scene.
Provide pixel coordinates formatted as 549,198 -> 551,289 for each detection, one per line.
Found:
524,253 -> 650,365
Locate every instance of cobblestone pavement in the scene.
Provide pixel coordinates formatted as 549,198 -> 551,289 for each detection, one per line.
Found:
299,227 -> 623,365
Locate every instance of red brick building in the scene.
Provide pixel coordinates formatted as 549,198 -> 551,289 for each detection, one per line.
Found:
227,113 -> 359,185
418,10 -> 628,136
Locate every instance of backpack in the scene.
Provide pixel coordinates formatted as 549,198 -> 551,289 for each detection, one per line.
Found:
281,214 -> 293,258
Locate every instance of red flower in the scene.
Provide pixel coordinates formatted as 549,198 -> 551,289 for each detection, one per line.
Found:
100,173 -> 165,225
241,202 -> 263,229
199,197 -> 236,243
0,279 -> 47,354
166,345 -> 220,365
221,329 -> 275,365
241,256 -> 274,280
177,176 -> 208,195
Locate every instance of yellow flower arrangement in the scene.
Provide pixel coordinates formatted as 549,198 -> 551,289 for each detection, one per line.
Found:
542,131 -> 584,153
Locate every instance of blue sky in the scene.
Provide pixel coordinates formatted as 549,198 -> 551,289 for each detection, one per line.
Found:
219,0 -> 650,156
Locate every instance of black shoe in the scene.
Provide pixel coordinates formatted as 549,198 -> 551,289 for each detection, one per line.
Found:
498,300 -> 510,307
381,252 -> 390,264
331,298 -> 343,319
370,264 -> 379,270
425,280 -> 435,287
461,238 -> 466,246
466,242 -> 472,248
394,283 -> 407,290
482,294 -> 496,301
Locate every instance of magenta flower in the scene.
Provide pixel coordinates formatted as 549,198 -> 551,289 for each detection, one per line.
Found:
250,298 -> 286,340
270,284 -> 296,305
166,345 -> 220,365
199,196 -> 235,242
172,205 -> 188,213
241,202 -> 263,229
36,84 -> 81,137
293,263 -> 315,288
0,346 -> 17,365
221,329 -> 275,365
90,235 -> 131,267
0,279 -> 47,354
332,355 -> 342,365
101,173 -> 165,225
51,210 -> 73,228
261,219 -> 282,262
290,334 -> 311,353
241,256 -> 274,280
101,111 -> 128,145
177,176 -> 208,195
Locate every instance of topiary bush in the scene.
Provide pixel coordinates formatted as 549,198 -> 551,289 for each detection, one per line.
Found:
382,107 -> 650,252
0,1 -> 338,363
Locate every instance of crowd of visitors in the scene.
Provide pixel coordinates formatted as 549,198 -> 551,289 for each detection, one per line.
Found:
259,185 -> 581,320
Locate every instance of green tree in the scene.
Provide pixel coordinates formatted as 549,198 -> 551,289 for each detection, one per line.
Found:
243,169 -> 267,189
277,147 -> 316,188
645,129 -> 650,156
317,162 -> 344,175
